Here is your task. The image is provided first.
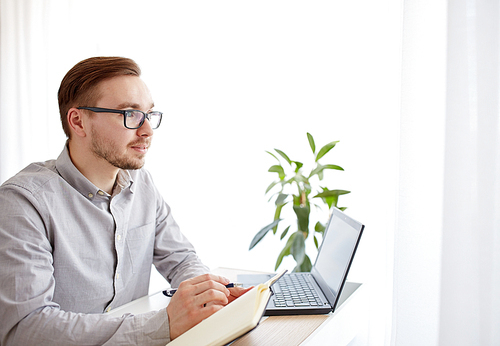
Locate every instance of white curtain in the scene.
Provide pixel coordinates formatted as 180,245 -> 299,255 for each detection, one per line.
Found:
0,0 -> 75,182
440,0 -> 500,343
393,0 -> 447,344
394,0 -> 500,345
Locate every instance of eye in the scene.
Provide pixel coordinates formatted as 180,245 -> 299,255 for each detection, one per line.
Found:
123,110 -> 146,128
125,110 -> 144,119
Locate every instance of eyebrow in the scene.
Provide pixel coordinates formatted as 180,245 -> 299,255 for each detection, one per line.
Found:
116,102 -> 155,110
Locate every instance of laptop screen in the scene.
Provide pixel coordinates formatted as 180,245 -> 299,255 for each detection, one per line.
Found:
311,208 -> 364,309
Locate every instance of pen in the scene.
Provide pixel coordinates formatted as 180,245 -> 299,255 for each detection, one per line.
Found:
162,283 -> 243,297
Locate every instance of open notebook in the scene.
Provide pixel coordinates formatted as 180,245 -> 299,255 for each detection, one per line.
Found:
168,269 -> 287,346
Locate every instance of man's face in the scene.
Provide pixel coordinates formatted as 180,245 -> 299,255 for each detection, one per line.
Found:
87,75 -> 155,170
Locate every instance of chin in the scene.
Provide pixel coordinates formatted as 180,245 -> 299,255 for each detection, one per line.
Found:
124,162 -> 145,170
112,157 -> 146,171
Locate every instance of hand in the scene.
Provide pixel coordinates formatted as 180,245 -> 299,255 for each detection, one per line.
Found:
166,273 -> 231,340
227,286 -> 254,304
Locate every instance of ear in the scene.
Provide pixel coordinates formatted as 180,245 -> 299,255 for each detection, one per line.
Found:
67,108 -> 87,138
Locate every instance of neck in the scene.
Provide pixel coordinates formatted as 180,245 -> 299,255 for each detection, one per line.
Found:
67,140 -> 119,194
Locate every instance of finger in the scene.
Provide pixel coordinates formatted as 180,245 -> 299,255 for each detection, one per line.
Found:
192,280 -> 230,297
176,275 -> 230,299
228,286 -> 253,297
196,287 -> 229,307
227,286 -> 254,304
199,303 -> 225,318
204,300 -> 224,308
185,273 -> 230,286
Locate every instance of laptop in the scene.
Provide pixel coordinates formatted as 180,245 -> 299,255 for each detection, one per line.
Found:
238,207 -> 364,315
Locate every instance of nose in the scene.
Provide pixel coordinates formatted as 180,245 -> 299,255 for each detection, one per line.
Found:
137,118 -> 154,137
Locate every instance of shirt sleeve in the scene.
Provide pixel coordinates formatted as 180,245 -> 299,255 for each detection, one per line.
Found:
0,186 -> 171,346
8,307 -> 171,345
150,178 -> 210,288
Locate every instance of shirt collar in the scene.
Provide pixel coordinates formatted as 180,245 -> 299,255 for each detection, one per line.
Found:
55,144 -> 134,200
113,169 -> 135,196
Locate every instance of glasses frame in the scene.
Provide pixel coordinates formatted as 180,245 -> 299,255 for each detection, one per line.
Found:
77,106 -> 163,129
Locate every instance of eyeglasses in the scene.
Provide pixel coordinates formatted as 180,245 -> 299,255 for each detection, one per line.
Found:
77,107 -> 163,129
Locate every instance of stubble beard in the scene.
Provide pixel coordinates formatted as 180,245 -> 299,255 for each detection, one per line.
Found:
90,127 -> 148,170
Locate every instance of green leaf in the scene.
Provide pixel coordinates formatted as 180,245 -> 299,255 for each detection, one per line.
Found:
275,247 -> 289,270
315,141 -> 339,162
304,182 -> 312,192
314,189 -> 351,198
314,189 -> 350,209
293,173 -> 308,185
267,192 -> 278,203
280,225 -> 291,240
293,254 -> 312,272
275,149 -> 292,165
314,221 -> 325,235
293,161 -> 303,173
249,219 -> 282,250
275,234 -> 294,270
268,165 -> 285,180
265,181 -> 280,194
266,150 -> 280,162
314,235 -> 319,249
275,193 -> 288,206
323,164 -> 344,171
307,133 -> 316,154
273,200 -> 288,234
290,231 -> 305,265
309,164 -> 322,178
309,164 -> 343,180
293,204 -> 310,233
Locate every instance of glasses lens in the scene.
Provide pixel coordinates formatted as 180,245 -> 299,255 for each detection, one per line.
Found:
148,112 -> 162,129
124,110 -> 145,129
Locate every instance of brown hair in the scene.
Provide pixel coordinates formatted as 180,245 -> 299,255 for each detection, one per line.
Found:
58,56 -> 141,138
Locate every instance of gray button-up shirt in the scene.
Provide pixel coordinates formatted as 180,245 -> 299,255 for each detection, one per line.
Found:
0,146 -> 209,345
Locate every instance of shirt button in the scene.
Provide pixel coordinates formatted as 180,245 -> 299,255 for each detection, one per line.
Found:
98,190 -> 105,196
116,273 -> 120,280
106,307 -> 111,312
88,193 -> 94,198
117,234 -> 122,241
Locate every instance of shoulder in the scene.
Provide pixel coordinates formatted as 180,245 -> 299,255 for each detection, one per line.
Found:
0,160 -> 59,196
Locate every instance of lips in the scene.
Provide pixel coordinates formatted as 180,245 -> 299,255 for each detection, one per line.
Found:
130,141 -> 150,153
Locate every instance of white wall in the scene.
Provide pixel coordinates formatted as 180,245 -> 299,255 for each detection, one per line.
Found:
1,1 -> 403,344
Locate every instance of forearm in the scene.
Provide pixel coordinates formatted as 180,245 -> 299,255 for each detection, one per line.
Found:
158,251 -> 211,288
3,306 -> 170,346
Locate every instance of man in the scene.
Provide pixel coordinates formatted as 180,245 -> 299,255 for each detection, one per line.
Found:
0,57 -> 249,345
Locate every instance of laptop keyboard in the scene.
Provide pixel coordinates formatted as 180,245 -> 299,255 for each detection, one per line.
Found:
273,274 -> 324,308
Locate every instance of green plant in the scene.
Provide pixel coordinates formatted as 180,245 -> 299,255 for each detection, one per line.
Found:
249,133 -> 350,272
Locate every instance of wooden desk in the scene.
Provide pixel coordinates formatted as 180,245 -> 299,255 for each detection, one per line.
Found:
108,268 -> 366,345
